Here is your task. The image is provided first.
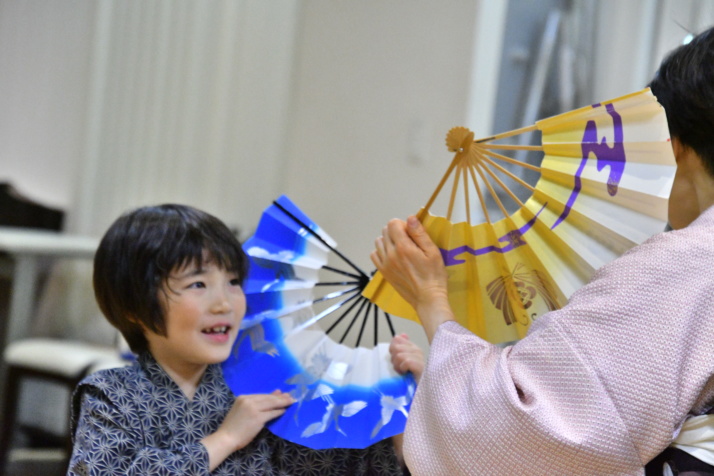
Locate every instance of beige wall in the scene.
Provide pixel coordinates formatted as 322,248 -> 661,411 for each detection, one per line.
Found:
283,0 -> 481,266
0,0 -> 94,209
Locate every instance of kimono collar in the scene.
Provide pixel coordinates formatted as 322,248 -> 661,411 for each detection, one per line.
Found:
137,352 -> 226,398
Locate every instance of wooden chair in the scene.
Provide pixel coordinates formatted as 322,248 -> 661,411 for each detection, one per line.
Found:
0,338 -> 130,475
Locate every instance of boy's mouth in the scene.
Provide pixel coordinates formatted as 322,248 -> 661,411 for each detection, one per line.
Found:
202,325 -> 230,335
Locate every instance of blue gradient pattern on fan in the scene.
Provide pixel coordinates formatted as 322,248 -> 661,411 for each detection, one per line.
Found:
222,195 -> 416,450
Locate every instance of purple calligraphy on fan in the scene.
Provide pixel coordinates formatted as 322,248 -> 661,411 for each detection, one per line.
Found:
551,102 -> 626,229
440,204 -> 546,266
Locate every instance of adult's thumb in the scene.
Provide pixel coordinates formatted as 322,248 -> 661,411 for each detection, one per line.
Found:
406,216 -> 433,251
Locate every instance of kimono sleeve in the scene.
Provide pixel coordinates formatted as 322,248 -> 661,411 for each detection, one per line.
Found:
68,384 -> 210,475
403,225 -> 714,476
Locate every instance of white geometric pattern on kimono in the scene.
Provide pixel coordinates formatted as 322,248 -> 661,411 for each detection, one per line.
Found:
69,353 -> 402,475
403,204 -> 714,476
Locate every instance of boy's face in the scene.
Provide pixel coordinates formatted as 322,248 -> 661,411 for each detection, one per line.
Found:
145,258 -> 246,375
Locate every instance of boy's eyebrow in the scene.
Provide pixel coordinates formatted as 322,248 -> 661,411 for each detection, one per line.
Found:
171,265 -> 205,280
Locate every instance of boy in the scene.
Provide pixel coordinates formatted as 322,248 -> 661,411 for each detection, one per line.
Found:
69,204 -> 407,475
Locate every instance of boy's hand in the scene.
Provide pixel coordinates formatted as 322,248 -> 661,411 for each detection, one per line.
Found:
202,390 -> 294,470
223,390 -> 294,448
389,333 -> 425,383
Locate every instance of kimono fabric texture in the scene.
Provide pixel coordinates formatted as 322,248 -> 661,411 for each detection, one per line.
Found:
68,353 -> 402,475
403,204 -> 714,476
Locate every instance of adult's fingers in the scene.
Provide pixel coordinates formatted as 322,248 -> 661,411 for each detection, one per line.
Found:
405,216 -> 437,254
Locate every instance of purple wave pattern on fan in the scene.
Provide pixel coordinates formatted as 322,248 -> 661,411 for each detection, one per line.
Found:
552,102 -> 625,228
439,101 -> 626,266
440,204 -> 546,266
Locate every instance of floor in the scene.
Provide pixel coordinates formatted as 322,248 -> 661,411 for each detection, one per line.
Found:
1,424 -> 67,476
3,449 -> 66,476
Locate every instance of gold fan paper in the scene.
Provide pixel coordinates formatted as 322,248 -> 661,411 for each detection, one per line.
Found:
363,88 -> 676,344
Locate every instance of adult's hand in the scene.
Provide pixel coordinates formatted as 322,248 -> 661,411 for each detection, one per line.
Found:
371,216 -> 455,342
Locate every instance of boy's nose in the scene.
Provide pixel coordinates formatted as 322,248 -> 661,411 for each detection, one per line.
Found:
211,289 -> 232,313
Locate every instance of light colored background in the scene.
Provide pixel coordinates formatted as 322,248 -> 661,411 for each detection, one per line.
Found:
1,0 -> 712,351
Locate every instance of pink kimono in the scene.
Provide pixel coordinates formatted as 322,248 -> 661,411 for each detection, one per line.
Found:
403,205 -> 714,475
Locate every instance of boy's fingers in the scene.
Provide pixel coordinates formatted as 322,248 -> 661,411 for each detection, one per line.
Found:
263,408 -> 288,422
268,393 -> 295,408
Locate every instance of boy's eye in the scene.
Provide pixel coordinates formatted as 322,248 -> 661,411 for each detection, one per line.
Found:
188,281 -> 206,289
229,278 -> 242,287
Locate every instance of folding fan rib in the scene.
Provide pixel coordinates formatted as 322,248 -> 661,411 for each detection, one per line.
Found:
480,154 -> 537,193
536,169 -> 669,243
523,196 -> 614,284
537,163 -> 670,220
542,141 -> 674,165
535,88 -> 663,135
472,160 -> 510,219
258,210 -> 332,261
476,158 -> 526,210
480,144 -> 543,152
460,163 -> 472,224
336,297 -> 371,344
480,147 -> 541,173
242,286 -> 314,328
322,293 -> 366,339
243,248 -> 323,283
420,155 -> 461,218
514,203 -> 593,299
469,166 -> 492,224
272,195 -> 338,248
538,179 -> 643,237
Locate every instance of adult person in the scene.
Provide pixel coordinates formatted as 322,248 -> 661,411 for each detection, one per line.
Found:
371,26 -> 714,476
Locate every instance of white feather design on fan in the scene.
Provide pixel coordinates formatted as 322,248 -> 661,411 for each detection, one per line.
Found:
301,384 -> 368,438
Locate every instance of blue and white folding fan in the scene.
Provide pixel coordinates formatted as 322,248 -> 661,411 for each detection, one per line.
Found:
222,195 -> 416,450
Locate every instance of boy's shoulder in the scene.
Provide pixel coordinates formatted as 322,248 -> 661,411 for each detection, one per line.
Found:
70,359 -> 148,436
78,359 -> 143,396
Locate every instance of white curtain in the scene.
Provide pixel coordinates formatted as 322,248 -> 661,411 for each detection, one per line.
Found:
70,0 -> 301,238
38,0 -> 301,344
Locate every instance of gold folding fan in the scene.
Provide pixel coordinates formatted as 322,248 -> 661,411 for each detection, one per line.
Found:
364,88 -> 676,344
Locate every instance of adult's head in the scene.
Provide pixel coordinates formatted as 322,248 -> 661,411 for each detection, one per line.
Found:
93,204 -> 248,354
649,26 -> 714,228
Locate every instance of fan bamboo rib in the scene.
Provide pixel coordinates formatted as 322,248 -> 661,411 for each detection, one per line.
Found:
481,144 -> 543,151
433,137 -> 544,225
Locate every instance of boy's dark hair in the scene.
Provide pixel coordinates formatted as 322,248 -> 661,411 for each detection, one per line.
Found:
649,26 -> 714,176
93,204 -> 248,354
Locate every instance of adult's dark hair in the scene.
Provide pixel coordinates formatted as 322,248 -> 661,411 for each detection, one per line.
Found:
93,204 -> 248,354
649,26 -> 714,175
